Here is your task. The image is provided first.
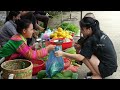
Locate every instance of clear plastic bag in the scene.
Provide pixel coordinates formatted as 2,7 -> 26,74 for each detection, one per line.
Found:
46,46 -> 64,78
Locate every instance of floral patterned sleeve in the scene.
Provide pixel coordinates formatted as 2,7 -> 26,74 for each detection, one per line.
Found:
16,42 -> 48,60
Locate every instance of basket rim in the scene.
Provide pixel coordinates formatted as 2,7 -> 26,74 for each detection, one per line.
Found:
1,59 -> 33,71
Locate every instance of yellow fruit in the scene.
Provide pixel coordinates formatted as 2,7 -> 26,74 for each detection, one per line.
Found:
57,27 -> 63,32
69,35 -> 72,39
65,31 -> 69,35
54,31 -> 58,33
66,36 -> 69,38
57,32 -> 62,36
53,36 -> 58,39
58,36 -> 63,38
50,34 -> 54,38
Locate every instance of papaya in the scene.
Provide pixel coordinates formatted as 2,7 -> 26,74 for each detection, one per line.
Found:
37,70 -> 46,79
55,73 -> 64,78
62,70 -> 73,77
52,76 -> 58,79
65,77 -> 72,79
42,78 -> 51,79
72,73 -> 78,79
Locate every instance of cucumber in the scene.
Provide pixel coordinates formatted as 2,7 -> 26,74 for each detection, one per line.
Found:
72,73 -> 78,79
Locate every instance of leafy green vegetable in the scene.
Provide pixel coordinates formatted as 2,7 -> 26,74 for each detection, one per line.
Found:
64,47 -> 76,54
60,22 -> 80,35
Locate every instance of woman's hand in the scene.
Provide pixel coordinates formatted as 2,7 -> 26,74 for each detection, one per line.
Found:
74,43 -> 81,50
46,45 -> 56,52
74,43 -> 81,54
55,51 -> 64,57
31,42 -> 42,50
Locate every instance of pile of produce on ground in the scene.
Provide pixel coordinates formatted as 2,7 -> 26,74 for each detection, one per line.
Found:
36,57 -> 80,79
37,70 -> 78,79
64,47 -> 80,72
63,57 -> 80,73
38,47 -> 81,75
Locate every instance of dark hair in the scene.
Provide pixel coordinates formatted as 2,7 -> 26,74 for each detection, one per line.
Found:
84,12 -> 95,19
80,17 -> 102,41
15,19 -> 32,34
20,12 -> 36,29
5,11 -> 20,23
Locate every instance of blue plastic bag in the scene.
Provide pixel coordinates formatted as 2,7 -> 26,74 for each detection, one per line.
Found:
46,46 -> 64,78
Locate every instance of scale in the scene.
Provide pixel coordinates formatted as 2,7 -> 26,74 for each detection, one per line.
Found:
53,39 -> 63,50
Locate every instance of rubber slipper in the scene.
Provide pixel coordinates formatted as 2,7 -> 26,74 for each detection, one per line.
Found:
84,76 -> 92,79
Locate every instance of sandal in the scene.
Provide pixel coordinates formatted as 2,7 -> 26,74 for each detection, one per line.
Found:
87,72 -> 93,76
84,76 -> 92,79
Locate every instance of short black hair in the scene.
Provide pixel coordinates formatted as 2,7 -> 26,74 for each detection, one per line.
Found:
15,19 -> 32,34
80,17 -> 102,41
5,11 -> 20,23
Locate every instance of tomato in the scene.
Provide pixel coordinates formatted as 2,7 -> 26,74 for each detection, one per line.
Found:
66,65 -> 79,73
63,58 -> 71,69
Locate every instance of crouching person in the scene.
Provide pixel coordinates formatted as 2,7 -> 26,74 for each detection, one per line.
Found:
55,17 -> 117,79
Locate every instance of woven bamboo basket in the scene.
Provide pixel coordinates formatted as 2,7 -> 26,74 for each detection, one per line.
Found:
1,59 -> 33,79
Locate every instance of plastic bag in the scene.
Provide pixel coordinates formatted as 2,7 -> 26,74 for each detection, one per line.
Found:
41,28 -> 53,40
46,46 -> 64,78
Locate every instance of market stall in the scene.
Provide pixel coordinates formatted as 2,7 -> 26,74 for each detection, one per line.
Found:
0,13 -> 81,79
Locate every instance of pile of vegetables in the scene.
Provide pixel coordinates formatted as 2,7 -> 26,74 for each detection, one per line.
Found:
37,70 -> 78,79
63,57 -> 80,73
60,22 -> 80,35
64,47 -> 80,70
50,27 -> 73,39
64,47 -> 76,54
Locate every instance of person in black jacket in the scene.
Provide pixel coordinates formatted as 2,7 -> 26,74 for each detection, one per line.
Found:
74,13 -> 96,68
55,17 -> 117,79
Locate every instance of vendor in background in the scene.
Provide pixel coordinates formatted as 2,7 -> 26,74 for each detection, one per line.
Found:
20,11 -> 45,46
0,11 -> 21,47
0,19 -> 55,61
55,17 -> 117,79
33,11 -> 50,31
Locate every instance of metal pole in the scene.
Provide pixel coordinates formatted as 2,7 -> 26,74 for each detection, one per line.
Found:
6,11 -> 9,16
80,11 -> 82,37
81,11 -> 82,20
